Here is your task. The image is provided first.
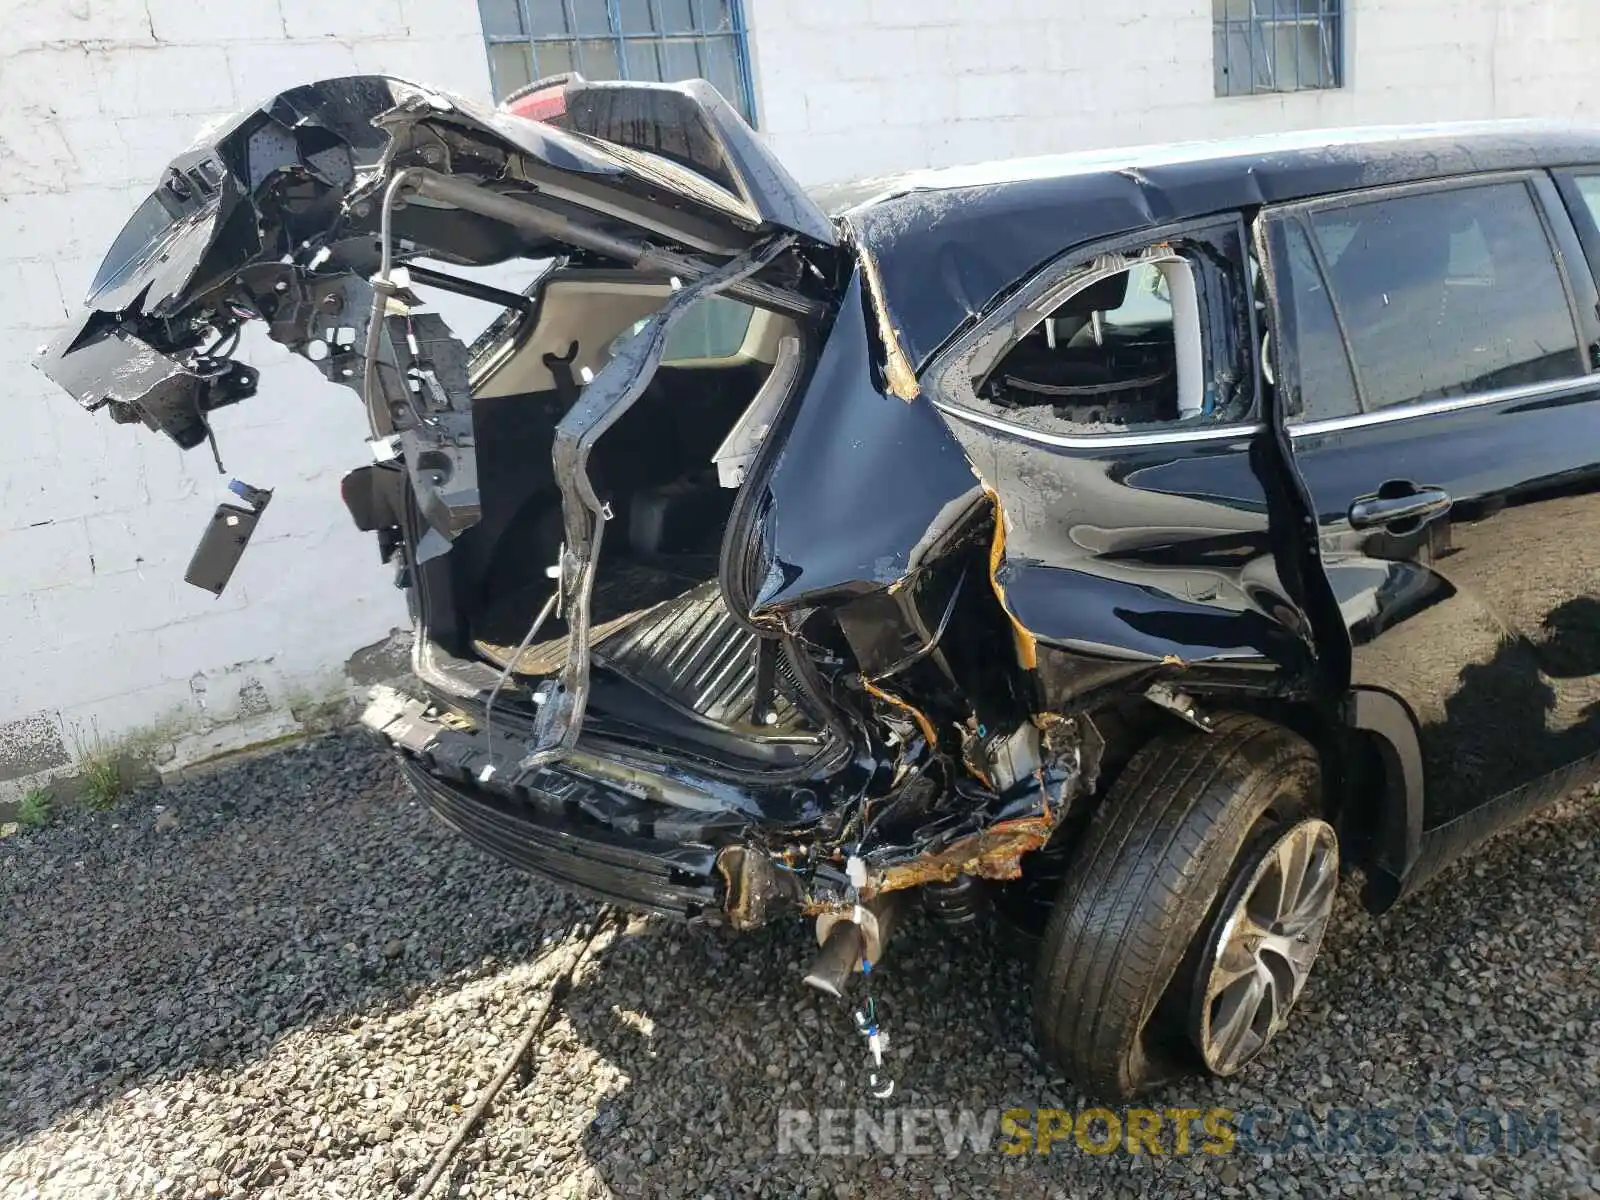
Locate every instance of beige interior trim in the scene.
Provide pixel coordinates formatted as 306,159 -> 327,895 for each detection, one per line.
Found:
472,278 -> 673,399
472,274 -> 798,399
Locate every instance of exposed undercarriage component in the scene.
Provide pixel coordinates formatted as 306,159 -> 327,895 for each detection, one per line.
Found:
803,893 -> 902,998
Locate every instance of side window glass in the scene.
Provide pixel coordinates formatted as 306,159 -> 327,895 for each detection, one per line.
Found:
972,224 -> 1256,435
609,295 -> 756,364
1569,175 -> 1600,231
1310,182 -> 1582,411
1272,218 -> 1360,421
663,296 -> 755,361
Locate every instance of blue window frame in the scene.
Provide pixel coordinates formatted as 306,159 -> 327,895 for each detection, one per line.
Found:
477,0 -> 758,123
1214,0 -> 1343,97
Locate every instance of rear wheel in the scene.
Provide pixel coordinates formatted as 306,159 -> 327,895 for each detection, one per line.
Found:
1031,713 -> 1333,1098
1190,815 -> 1338,1075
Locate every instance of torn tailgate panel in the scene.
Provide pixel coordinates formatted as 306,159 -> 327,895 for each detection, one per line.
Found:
36,73 -> 839,577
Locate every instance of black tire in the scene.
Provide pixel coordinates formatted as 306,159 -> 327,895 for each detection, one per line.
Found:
1031,713 -> 1321,1099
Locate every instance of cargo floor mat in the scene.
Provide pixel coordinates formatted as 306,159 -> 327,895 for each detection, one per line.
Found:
475,574 -> 816,736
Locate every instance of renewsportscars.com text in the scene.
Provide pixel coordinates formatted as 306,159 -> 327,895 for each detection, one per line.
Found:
776,1105 -> 1562,1158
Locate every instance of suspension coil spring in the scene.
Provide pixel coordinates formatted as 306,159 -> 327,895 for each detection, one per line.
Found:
921,876 -> 991,926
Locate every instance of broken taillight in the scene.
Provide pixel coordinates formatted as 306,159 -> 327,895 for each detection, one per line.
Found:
502,80 -> 570,124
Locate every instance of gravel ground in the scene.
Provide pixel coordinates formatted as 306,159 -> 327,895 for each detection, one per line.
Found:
2,732 -> 1597,1199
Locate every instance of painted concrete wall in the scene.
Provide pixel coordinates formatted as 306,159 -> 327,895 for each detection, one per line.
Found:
3,0 -> 1598,795
747,0 -> 1600,185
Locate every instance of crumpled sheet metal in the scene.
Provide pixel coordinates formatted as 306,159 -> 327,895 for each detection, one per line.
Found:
853,238 -> 919,402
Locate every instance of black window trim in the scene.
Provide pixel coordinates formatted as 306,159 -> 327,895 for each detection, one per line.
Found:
1261,169 -> 1595,436
1547,168 -> 1600,348
1251,206 -> 1368,424
926,214 -> 1270,450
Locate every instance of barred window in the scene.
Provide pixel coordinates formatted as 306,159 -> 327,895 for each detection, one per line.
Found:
478,0 -> 756,121
1214,0 -> 1343,96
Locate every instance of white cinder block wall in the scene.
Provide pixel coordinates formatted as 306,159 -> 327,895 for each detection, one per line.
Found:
748,0 -> 1600,184
3,0 -> 1597,794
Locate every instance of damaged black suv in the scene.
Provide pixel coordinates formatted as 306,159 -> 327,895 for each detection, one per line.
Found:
38,75 -> 1600,1098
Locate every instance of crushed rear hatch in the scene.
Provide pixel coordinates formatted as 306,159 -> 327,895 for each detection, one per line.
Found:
35,73 -> 841,765
33,73 -> 1097,935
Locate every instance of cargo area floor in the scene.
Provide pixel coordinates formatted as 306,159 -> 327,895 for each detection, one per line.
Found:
473,567 -> 814,736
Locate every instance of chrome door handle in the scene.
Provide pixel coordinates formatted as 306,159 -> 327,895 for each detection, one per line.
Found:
1348,486 -> 1453,531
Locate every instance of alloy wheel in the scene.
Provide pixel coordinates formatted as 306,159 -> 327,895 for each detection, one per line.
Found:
1192,817 -> 1339,1075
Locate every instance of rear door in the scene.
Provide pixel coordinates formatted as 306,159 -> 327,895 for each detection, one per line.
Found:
922,216 -> 1322,716
1259,172 -> 1600,895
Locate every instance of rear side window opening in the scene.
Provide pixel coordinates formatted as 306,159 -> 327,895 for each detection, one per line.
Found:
990,258 -> 1203,424
953,221 -> 1259,437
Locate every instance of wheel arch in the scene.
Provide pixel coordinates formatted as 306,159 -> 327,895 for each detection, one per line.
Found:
1341,687 -> 1425,911
1080,688 -> 1425,915
1005,688 -> 1424,931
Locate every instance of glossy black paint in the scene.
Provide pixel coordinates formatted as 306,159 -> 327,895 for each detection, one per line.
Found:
903,211 -> 1322,715
1260,167 -> 1600,896
745,272 -> 987,616
1288,395 -> 1600,886
941,416 -> 1318,707
37,320 -> 258,450
839,125 -> 1600,373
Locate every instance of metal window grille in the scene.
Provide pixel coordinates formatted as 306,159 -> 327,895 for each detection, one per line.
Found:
1214,0 -> 1343,97
478,0 -> 758,122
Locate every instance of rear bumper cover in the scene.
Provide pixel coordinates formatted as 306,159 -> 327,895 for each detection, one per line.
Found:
365,683 -> 741,919
397,759 -> 723,918
365,681 -> 1087,926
